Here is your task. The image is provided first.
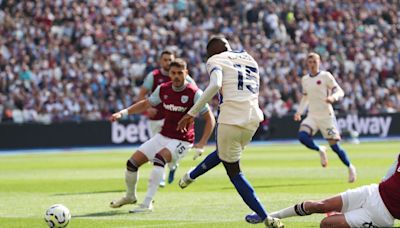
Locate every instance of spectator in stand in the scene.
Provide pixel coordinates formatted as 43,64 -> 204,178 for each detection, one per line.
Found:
0,0 -> 398,123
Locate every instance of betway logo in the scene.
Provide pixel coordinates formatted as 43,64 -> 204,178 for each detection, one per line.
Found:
112,120 -> 150,144
336,115 -> 392,137
163,103 -> 187,112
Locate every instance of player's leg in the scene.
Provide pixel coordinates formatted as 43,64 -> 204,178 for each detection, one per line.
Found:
110,151 -> 148,208
298,117 -> 328,167
131,137 -> 192,213
320,214 -> 350,228
110,134 -> 163,208
148,119 -> 170,187
219,124 -> 283,228
320,117 -> 356,182
269,194 -> 343,219
130,148 -> 172,213
179,149 -> 220,189
179,124 -> 221,189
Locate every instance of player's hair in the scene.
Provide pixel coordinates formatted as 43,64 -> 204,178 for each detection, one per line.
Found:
307,52 -> 320,60
160,50 -> 174,58
169,58 -> 187,69
207,35 -> 228,50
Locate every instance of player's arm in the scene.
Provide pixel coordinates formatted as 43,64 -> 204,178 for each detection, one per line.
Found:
294,79 -> 309,121
381,154 -> 400,182
110,86 -> 161,121
177,67 -> 222,131
196,107 -> 215,148
191,104 -> 215,160
188,67 -> 222,116
137,72 -> 154,101
326,73 -> 344,104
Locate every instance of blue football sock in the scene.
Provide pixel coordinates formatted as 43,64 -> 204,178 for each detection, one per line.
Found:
330,143 -> 351,167
298,131 -> 320,151
189,150 -> 221,179
231,173 -> 267,221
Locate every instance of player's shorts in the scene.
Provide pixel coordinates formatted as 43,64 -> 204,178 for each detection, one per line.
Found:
301,115 -> 341,140
138,133 -> 192,168
147,119 -> 164,137
217,123 -> 257,163
341,184 -> 394,228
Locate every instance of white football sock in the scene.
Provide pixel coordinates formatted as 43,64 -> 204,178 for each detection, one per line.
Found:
143,166 -> 164,207
270,205 -> 297,218
125,170 -> 138,199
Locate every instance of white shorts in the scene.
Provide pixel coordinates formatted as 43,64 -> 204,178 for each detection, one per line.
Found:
217,124 -> 257,163
341,184 -> 394,228
147,119 -> 164,137
301,115 -> 341,140
137,133 -> 192,168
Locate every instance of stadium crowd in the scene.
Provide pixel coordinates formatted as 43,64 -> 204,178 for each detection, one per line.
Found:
0,0 -> 399,123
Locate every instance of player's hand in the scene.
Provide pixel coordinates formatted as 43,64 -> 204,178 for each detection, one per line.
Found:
177,114 -> 195,132
146,107 -> 158,118
110,112 -> 122,122
325,96 -> 336,104
192,144 -> 205,160
294,113 -> 302,121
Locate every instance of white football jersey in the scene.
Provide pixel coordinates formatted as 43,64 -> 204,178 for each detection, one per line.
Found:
206,51 -> 264,129
301,71 -> 343,117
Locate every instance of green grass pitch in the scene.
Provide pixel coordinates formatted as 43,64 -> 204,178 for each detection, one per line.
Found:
1,141 -> 399,228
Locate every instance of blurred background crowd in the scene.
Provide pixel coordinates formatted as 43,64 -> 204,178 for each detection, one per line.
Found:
0,0 -> 399,123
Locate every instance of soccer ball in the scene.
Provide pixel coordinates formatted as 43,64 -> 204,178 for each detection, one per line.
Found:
44,204 -> 71,228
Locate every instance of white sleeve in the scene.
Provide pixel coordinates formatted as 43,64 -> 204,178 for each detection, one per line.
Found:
296,79 -> 309,115
296,95 -> 309,115
382,155 -> 399,182
327,73 -> 344,101
188,69 -> 222,116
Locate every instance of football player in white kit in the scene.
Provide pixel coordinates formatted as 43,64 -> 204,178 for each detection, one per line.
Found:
295,53 -> 356,183
268,153 -> 400,228
177,36 -> 284,228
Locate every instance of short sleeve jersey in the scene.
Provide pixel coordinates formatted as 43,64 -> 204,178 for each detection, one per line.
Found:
301,71 -> 342,118
206,51 -> 263,130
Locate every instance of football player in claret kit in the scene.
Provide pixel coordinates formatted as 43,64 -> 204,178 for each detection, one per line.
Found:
178,36 -> 283,228
110,58 -> 215,213
294,52 -> 356,183
138,50 -> 195,186
266,153 -> 400,228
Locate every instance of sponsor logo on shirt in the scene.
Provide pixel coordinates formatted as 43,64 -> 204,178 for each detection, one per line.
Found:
181,95 -> 188,103
397,166 -> 400,173
163,103 -> 187,112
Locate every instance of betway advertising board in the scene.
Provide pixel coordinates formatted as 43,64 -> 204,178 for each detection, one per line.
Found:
267,113 -> 399,139
0,113 -> 398,149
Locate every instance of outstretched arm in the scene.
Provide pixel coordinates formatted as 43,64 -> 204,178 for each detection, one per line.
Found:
110,86 -> 161,121
110,99 -> 152,121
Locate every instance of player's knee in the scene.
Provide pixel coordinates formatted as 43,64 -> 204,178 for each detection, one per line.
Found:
320,217 -> 344,228
126,159 -> 138,172
298,131 -> 310,141
222,161 -> 241,178
153,153 -> 167,167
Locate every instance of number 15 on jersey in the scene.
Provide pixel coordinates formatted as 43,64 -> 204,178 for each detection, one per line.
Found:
234,64 -> 259,94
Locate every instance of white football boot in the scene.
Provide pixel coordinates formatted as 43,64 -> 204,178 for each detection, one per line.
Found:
178,171 -> 194,189
348,164 -> 357,183
318,146 -> 328,168
129,203 -> 153,213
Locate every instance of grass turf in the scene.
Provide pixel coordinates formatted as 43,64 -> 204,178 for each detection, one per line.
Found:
0,141 -> 399,227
